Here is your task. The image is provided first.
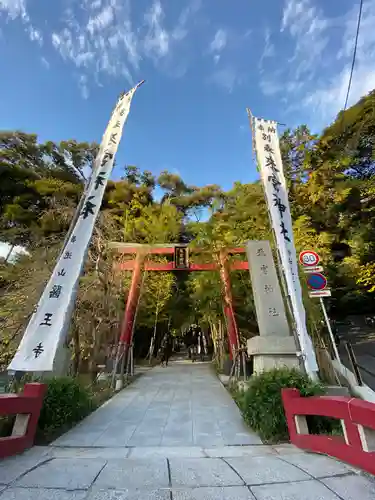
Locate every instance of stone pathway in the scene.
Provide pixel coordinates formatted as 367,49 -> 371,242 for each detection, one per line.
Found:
1,361 -> 375,499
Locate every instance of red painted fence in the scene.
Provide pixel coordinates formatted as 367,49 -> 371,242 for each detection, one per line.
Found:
282,388 -> 375,475
0,383 -> 47,459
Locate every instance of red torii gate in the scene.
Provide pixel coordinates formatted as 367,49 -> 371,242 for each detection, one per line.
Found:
110,243 -> 249,361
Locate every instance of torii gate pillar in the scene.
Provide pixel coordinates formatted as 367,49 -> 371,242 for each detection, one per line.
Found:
219,249 -> 240,358
118,252 -> 145,365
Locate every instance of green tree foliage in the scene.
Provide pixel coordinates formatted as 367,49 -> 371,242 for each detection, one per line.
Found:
318,89 -> 375,179
37,377 -> 94,439
237,367 -> 330,442
1,88 -> 375,374
157,170 -> 222,216
0,131 -> 96,246
0,242 -> 60,366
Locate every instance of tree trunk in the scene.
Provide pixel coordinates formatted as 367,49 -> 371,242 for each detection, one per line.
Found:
210,320 -> 218,359
4,244 -> 15,263
218,320 -> 225,371
148,305 -> 159,363
71,323 -> 81,376
90,324 -> 102,384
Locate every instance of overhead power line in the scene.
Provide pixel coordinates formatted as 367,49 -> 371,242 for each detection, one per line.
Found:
342,0 -> 364,113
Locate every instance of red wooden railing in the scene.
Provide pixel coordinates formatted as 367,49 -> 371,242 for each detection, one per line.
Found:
0,383 -> 47,459
282,388 -> 375,475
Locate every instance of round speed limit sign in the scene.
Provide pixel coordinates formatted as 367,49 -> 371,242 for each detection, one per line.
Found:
299,250 -> 320,267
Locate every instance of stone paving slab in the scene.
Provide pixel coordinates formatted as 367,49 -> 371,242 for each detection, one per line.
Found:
1,362 -> 375,499
94,459 -> 169,490
0,489 -> 88,500
169,457 -> 243,488
0,453 -> 51,484
226,455 -> 311,486
49,447 -> 131,459
94,425 -> 138,447
251,479 -> 339,500
86,490 -> 170,500
15,458 -> 106,490
204,445 -> 276,458
322,474 -> 375,500
1,453 -> 374,499
53,363 -> 261,449
272,444 -> 305,455
280,452 -> 354,478
172,486 -> 256,499
128,447 -> 206,459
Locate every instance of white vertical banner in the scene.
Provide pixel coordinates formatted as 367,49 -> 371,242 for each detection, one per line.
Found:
8,81 -> 144,372
252,117 -> 318,376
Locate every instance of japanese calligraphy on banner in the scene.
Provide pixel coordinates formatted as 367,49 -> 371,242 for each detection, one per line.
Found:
8,81 -> 144,372
252,117 -> 318,376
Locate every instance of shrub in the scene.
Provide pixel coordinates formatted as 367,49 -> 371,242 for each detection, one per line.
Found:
0,416 -> 15,437
239,367 -> 331,443
37,377 -> 94,438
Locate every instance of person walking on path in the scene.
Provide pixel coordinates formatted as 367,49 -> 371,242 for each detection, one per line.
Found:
160,333 -> 173,367
186,324 -> 202,362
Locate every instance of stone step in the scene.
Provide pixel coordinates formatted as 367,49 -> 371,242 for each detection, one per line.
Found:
324,385 -> 351,397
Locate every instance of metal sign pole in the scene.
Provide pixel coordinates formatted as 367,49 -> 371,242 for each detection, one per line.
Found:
320,297 -> 340,362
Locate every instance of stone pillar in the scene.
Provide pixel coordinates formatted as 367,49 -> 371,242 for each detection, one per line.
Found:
246,240 -> 299,373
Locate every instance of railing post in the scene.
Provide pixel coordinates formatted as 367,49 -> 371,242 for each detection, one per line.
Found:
345,341 -> 363,386
0,382 -> 47,459
281,387 -> 375,476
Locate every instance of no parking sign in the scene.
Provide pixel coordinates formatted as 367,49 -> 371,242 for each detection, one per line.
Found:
307,273 -> 327,290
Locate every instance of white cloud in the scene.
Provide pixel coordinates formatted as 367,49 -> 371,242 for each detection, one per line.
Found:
258,0 -> 375,129
4,0 -> 252,99
280,0 -> 329,80
41,56 -> 50,69
0,0 -> 27,20
304,65 -> 375,121
259,78 -> 282,96
27,26 -> 43,45
78,74 -> 89,99
144,0 -> 170,60
258,27 -> 275,71
86,0 -> 102,8
172,0 -> 201,41
52,29 -> 94,68
0,0 -> 43,45
87,5 -> 114,35
209,29 -> 227,53
46,0 -> 201,96
50,0 -> 140,88
210,66 -> 241,93
304,0 -> 375,126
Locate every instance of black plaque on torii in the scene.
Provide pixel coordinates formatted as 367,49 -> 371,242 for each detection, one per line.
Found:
174,246 -> 189,269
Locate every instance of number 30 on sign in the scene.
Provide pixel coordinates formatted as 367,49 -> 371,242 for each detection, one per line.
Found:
299,250 -> 320,267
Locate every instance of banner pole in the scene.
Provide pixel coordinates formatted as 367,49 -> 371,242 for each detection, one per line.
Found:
247,109 -> 304,370
320,297 -> 340,362
248,110 -> 318,379
9,82 -> 144,374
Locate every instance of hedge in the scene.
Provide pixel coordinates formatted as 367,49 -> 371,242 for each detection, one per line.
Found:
37,376 -> 95,441
235,367 -> 342,443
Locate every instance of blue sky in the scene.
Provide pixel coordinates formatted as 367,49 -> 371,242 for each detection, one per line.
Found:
1,0 -> 375,194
